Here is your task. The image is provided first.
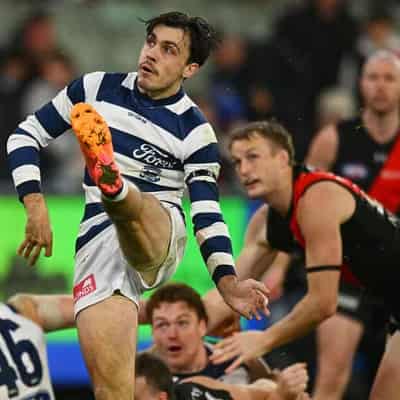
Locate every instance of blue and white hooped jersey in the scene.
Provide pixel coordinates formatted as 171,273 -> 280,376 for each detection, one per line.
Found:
7,72 -> 236,283
0,303 -> 54,400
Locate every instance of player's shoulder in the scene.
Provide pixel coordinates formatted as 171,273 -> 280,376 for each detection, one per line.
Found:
176,98 -> 215,144
299,177 -> 354,218
82,71 -> 127,78
313,123 -> 339,146
174,95 -> 208,126
82,71 -> 130,87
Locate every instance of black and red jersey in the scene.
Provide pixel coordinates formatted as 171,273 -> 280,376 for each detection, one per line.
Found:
267,166 -> 400,300
335,117 -> 400,213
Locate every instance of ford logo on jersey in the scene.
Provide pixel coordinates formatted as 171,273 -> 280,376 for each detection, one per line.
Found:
140,165 -> 162,182
133,143 -> 176,169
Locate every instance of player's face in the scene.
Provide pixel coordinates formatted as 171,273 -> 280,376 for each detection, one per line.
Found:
152,301 -> 207,373
137,25 -> 199,99
230,134 -> 286,199
135,377 -> 167,400
360,58 -> 400,114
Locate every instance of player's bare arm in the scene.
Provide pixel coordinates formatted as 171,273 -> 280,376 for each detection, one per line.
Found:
305,124 -> 338,170
18,193 -> 53,266
8,294 -> 75,332
211,182 -> 354,371
262,251 -> 291,302
204,204 -> 276,332
236,204 -> 277,280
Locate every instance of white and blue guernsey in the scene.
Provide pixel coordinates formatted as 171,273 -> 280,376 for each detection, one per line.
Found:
7,72 -> 236,284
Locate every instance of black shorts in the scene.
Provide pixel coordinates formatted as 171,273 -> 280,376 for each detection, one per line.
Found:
388,316 -> 400,335
337,281 -> 389,328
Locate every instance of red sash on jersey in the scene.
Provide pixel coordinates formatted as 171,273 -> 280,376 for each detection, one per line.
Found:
369,133 -> 400,213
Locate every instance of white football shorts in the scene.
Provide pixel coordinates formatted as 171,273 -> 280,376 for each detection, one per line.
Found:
73,203 -> 187,317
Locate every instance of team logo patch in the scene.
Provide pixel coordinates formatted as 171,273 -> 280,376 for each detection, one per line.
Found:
341,163 -> 368,180
140,165 -> 162,182
73,274 -> 96,302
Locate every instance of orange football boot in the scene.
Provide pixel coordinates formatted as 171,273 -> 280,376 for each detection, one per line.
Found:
71,103 -> 123,196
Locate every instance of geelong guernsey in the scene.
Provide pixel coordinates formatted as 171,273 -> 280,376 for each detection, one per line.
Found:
7,72 -> 236,284
0,303 -> 54,399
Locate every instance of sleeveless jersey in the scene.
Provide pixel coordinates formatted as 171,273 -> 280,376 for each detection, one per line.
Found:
335,117 -> 400,213
267,166 -> 400,301
0,303 -> 54,400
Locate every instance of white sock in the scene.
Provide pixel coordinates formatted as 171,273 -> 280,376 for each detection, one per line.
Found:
101,179 -> 139,202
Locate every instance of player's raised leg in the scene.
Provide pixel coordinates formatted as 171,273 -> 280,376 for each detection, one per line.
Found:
71,102 -> 172,285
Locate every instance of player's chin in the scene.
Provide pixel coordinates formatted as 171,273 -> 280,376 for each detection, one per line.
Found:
371,101 -> 391,113
246,186 -> 264,199
168,358 -> 186,370
137,75 -> 155,89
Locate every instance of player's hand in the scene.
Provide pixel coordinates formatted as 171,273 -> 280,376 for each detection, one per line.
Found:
18,193 -> 53,266
209,330 -> 268,373
217,275 -> 270,320
276,363 -> 309,400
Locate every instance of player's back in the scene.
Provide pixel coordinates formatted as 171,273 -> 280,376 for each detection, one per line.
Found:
0,303 -> 54,400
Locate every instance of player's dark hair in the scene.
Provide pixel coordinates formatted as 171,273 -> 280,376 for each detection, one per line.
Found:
136,353 -> 176,399
229,120 -> 296,165
144,11 -> 219,66
146,282 -> 208,325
